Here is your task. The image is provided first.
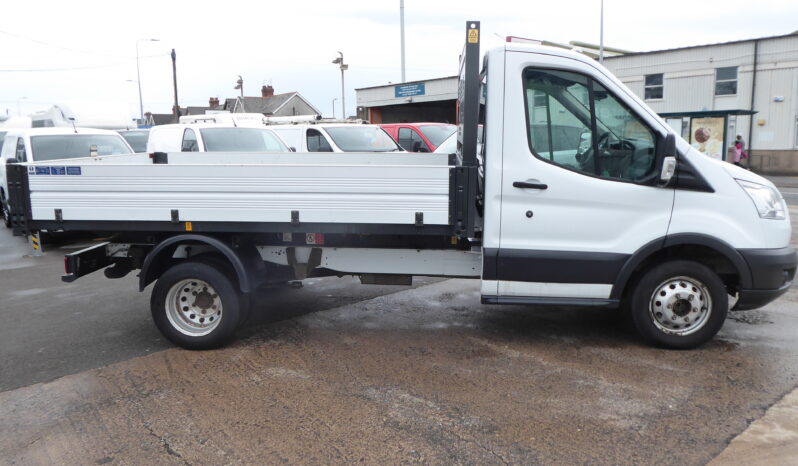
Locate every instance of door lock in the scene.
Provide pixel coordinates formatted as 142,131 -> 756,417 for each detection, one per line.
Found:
526,210 -> 533,218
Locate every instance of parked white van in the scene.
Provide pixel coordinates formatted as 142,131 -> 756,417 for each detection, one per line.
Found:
0,127 -> 133,226
269,124 -> 403,153
146,123 -> 289,153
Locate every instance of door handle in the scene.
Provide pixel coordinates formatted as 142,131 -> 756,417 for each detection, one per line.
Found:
513,180 -> 548,190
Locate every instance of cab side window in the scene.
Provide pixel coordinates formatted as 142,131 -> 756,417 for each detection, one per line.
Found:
524,68 -> 657,183
181,129 -> 199,152
15,138 -> 27,163
397,128 -> 429,152
306,129 -> 333,152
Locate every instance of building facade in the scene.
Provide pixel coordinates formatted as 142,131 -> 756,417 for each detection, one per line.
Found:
356,76 -> 458,123
603,32 -> 798,174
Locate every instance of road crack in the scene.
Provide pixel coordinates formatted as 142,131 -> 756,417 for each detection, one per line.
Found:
143,422 -> 191,465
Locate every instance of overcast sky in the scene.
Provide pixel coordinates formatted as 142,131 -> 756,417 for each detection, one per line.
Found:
2,0 -> 797,121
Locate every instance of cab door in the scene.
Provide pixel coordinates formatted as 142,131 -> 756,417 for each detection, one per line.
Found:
484,51 -> 675,304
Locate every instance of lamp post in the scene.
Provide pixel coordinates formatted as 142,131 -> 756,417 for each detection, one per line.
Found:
332,52 -> 348,119
136,38 -> 159,123
332,98 -> 338,119
234,75 -> 243,97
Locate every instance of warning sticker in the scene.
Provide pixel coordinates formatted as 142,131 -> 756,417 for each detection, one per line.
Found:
467,29 -> 479,43
66,167 -> 82,175
35,167 -> 50,175
50,166 -> 66,175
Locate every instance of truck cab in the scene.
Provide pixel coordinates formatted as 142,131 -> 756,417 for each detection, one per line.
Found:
146,123 -> 289,153
477,38 -> 794,346
268,124 -> 403,153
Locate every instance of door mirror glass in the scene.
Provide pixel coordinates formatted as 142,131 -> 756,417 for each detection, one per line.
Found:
659,156 -> 677,184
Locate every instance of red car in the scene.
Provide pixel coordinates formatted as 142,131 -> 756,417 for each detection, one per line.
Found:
379,123 -> 456,153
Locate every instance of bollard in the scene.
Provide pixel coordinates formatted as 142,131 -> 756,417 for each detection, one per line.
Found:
29,231 -> 43,257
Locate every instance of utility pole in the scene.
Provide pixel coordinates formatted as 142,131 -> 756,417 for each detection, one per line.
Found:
599,0 -> 605,64
332,98 -> 337,119
400,0 -> 406,82
171,49 -> 179,122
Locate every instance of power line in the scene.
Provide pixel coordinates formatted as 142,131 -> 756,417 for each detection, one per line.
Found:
0,54 -> 170,72
0,29 -> 134,59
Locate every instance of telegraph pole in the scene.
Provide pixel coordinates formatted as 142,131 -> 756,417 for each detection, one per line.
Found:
171,49 -> 179,122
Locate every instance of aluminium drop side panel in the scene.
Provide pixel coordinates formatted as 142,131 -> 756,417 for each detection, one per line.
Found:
24,152 -> 452,226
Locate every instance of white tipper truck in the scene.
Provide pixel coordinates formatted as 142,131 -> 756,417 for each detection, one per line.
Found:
7,22 -> 795,350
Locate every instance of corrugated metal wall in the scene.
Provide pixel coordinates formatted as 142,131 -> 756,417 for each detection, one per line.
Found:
605,35 -> 798,151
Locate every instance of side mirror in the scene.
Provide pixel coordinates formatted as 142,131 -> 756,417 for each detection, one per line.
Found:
658,133 -> 677,185
411,141 -> 422,152
289,146 -> 297,152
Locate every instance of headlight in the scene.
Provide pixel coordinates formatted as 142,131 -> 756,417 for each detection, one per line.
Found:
737,179 -> 786,219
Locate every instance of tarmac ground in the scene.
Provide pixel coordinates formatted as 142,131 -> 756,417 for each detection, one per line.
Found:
0,179 -> 797,464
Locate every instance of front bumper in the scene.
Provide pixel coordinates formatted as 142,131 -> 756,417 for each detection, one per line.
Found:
734,247 -> 797,310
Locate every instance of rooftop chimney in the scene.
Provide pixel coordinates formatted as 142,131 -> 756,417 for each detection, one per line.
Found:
261,85 -> 274,98
209,97 -> 220,108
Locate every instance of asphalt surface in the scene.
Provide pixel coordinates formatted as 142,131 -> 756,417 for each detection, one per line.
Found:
1,186 -> 797,464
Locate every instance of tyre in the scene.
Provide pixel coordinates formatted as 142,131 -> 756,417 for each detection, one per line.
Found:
190,254 -> 252,324
151,261 -> 243,350
2,202 -> 10,229
628,260 -> 728,349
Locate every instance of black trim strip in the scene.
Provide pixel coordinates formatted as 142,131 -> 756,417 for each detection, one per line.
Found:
27,220 -> 455,236
485,248 -> 628,284
481,295 -> 620,308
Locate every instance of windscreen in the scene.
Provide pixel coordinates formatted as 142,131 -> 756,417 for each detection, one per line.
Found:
30,134 -> 132,161
419,125 -> 456,147
200,128 -> 288,152
324,126 -> 401,152
119,131 -> 149,152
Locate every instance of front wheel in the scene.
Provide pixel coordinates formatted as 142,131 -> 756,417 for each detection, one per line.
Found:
628,260 -> 728,349
151,261 -> 243,350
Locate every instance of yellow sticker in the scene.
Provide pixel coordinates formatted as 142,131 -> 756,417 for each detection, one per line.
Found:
467,29 -> 479,44
185,221 -> 193,231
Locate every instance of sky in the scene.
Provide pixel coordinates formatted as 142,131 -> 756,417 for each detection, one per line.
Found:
2,0 -> 797,121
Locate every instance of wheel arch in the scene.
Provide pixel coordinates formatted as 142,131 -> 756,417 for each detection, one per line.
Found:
139,234 -> 265,293
610,234 -> 752,300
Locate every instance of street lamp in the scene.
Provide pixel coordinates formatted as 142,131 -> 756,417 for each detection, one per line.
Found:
136,38 -> 160,122
332,52 -> 348,119
234,75 -> 243,97
332,98 -> 337,119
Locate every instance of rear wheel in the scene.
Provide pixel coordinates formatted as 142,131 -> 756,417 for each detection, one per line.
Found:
2,202 -> 10,228
628,260 -> 728,349
151,261 -> 243,350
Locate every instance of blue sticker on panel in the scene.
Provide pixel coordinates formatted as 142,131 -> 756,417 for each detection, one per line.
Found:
51,166 -> 66,175
35,167 -> 50,175
66,167 -> 82,175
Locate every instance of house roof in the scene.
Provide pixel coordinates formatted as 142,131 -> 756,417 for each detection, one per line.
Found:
223,92 -> 298,114
149,113 -> 176,125
605,31 -> 798,59
184,106 -> 213,115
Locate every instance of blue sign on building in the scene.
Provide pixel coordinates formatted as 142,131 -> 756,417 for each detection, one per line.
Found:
395,83 -> 426,98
